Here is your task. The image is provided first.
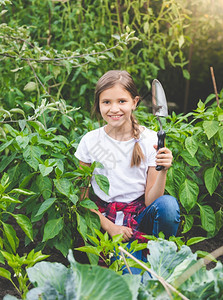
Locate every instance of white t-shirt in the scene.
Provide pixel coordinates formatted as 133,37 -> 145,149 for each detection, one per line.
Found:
74,126 -> 157,203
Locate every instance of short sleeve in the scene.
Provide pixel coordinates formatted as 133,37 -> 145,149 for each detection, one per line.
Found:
74,134 -> 92,163
144,130 -> 158,167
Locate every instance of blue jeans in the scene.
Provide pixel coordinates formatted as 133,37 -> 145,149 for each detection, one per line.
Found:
122,195 -> 180,275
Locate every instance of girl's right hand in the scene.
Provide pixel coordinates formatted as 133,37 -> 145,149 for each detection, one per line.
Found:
108,224 -> 133,242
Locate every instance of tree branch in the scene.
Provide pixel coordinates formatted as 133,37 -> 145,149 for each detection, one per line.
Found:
0,44 -> 120,63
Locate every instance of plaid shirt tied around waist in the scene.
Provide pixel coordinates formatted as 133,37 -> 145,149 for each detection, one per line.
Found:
94,195 -> 148,244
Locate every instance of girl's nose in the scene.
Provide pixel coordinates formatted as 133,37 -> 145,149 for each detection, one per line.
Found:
110,103 -> 119,113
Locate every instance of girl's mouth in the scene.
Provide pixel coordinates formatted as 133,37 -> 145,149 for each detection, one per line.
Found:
109,115 -> 123,120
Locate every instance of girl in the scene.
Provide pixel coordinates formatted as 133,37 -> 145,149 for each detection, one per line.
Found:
75,70 -> 180,273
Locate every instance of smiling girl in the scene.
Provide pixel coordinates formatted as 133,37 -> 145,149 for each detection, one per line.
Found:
75,70 -> 180,273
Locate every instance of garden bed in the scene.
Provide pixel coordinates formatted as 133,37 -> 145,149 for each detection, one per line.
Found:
1,222 -> 222,300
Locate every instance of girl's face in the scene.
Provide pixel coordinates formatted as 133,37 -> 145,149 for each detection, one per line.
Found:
99,84 -> 139,131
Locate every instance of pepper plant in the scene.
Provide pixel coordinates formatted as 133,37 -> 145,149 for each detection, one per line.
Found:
135,91 -> 223,237
0,250 -> 49,299
0,173 -> 34,257
0,99 -> 110,257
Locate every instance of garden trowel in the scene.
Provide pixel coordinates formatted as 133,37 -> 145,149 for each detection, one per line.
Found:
152,79 -> 168,171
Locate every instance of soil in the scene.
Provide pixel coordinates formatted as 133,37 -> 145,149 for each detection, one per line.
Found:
0,221 -> 222,300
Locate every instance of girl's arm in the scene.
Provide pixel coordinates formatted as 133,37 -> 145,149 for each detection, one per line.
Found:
144,146 -> 172,207
79,161 -> 133,242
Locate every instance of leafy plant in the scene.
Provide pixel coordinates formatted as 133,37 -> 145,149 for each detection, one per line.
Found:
140,239 -> 223,299
0,91 -> 112,261
4,240 -> 223,300
75,229 -> 147,271
0,173 -> 49,299
0,173 -> 34,256
135,92 -> 223,237
165,95 -> 223,236
0,0 -> 191,116
4,250 -> 140,300
0,250 -> 49,299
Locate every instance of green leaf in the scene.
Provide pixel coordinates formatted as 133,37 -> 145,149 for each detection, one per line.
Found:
76,212 -> 88,240
9,188 -> 35,195
19,173 -> 36,188
69,194 -> 79,205
196,100 -> 205,112
61,114 -> 71,129
165,168 -> 177,197
185,136 -> 198,157
203,120 -> 219,140
122,274 -> 141,300
195,250 -> 217,262
166,168 -> 186,198
53,228 -> 72,257
198,204 -> 216,233
1,172 -> 9,187
24,81 -> 37,92
204,93 -> 216,104
27,261 -> 69,293
75,245 -> 101,255
204,165 -> 221,196
198,142 -> 213,159
85,210 -> 100,237
158,55 -> 165,69
39,164 -> 54,177
23,145 -> 45,171
1,195 -> 22,203
12,214 -> 33,241
0,267 -> 11,280
182,214 -> 194,233
42,218 -> 64,242
16,135 -> 29,149
147,239 -> 196,280
87,235 -> 100,246
35,198 -> 57,217
52,135 -> 69,145
0,151 -> 17,173
186,237 -> 206,246
80,199 -> 98,210
180,151 -> 200,167
94,174 -> 109,195
27,252 -> 133,299
54,178 -> 71,197
0,250 -> 4,264
26,250 -> 50,266
0,140 -> 13,153
36,174 -> 52,200
178,35 -> 185,48
179,179 -> 199,213
55,159 -> 64,176
176,261 -> 223,298
68,251 -> 133,299
18,119 -> 27,131
183,69 -> 190,80
218,126 -> 223,147
2,223 -> 19,253
215,209 -> 223,233
91,161 -> 104,170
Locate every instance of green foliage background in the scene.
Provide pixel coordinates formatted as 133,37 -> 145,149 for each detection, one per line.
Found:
0,1 -> 223,298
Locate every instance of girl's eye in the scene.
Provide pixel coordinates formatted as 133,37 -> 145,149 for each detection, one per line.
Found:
119,100 -> 126,103
103,100 -> 110,104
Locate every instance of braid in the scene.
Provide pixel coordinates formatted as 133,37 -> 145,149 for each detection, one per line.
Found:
130,114 -> 145,167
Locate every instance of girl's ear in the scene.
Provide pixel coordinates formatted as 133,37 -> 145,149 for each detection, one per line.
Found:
133,96 -> 140,110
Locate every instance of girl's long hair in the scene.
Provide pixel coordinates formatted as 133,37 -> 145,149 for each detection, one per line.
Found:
93,70 -> 145,167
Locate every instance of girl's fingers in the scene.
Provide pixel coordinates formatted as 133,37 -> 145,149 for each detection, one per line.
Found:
122,227 -> 133,240
155,148 -> 173,170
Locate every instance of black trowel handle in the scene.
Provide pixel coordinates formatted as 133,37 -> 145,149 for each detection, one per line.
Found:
156,130 -> 166,171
